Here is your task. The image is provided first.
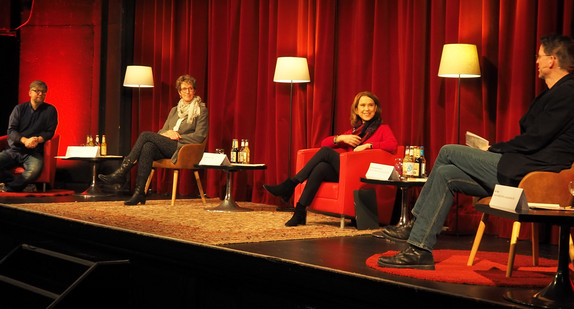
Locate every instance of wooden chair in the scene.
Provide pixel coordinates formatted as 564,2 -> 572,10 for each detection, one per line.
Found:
0,134 -> 60,192
144,139 -> 207,206
467,163 -> 574,277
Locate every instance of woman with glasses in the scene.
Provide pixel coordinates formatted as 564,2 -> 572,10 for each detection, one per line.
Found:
264,91 -> 398,226
99,74 -> 208,205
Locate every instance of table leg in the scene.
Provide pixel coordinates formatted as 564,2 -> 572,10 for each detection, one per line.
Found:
504,224 -> 574,308
372,186 -> 411,238
397,186 -> 410,227
79,162 -> 104,197
206,170 -> 252,212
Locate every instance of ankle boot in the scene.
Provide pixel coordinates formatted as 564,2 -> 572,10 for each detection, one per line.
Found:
263,178 -> 297,203
285,203 -> 307,226
98,158 -> 135,185
124,184 -> 146,206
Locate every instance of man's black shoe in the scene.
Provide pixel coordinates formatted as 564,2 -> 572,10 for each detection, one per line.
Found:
381,220 -> 414,242
377,245 -> 435,270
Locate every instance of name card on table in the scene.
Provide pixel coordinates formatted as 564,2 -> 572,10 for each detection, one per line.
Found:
65,146 -> 100,158
365,163 -> 400,181
489,184 -> 528,213
198,153 -> 232,166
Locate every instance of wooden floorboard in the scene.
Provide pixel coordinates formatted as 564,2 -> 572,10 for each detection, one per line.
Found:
0,193 -> 564,308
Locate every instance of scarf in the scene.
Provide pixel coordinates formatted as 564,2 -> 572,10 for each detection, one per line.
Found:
353,118 -> 382,144
177,95 -> 202,123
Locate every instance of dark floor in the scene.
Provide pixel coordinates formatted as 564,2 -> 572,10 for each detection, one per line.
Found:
0,191 -> 569,308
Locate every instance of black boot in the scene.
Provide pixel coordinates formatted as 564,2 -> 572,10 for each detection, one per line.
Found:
263,178 -> 297,203
285,203 -> 307,226
98,158 -> 135,185
124,184 -> 146,206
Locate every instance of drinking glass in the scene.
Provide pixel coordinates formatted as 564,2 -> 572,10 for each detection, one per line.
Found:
394,158 -> 404,181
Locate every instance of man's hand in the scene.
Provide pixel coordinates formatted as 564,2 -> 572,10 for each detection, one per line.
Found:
160,130 -> 181,140
21,136 -> 40,149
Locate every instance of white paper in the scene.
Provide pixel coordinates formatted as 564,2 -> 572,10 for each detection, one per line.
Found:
198,153 -> 231,166
65,146 -> 100,158
365,163 -> 396,181
489,184 -> 528,212
528,203 -> 573,211
465,131 -> 489,149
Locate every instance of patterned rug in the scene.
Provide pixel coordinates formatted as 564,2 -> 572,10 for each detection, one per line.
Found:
0,189 -> 75,197
4,198 -> 374,245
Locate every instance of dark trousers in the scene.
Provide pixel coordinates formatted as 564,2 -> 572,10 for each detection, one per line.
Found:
293,146 -> 340,206
126,131 -> 178,188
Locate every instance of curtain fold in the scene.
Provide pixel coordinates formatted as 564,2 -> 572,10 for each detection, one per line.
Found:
131,0 -> 573,236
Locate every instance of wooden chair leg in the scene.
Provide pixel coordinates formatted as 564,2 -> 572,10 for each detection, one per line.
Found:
467,213 -> 489,266
340,216 -> 345,229
506,221 -> 521,278
194,171 -> 206,204
569,233 -> 574,264
531,222 -> 539,266
171,170 -> 179,206
145,169 -> 155,193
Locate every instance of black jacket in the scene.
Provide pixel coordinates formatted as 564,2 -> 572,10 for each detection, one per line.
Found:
489,74 -> 574,186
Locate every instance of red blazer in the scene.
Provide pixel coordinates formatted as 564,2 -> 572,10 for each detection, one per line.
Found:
320,124 -> 398,154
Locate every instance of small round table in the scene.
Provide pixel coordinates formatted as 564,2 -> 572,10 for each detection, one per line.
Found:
360,177 -> 426,237
56,155 -> 123,197
194,163 -> 267,212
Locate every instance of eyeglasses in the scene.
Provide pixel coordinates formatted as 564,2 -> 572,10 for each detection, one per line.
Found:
180,87 -> 195,93
31,89 -> 47,94
535,54 -> 552,59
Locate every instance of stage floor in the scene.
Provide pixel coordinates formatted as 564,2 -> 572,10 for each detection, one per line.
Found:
0,192 -> 565,308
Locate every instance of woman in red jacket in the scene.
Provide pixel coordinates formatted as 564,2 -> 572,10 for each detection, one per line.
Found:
264,91 -> 398,226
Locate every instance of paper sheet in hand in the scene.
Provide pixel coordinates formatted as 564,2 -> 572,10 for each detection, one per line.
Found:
465,131 -> 489,149
198,153 -> 231,166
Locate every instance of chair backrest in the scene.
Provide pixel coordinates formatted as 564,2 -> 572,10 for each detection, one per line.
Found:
170,137 -> 208,169
0,135 -> 9,150
518,162 -> 574,207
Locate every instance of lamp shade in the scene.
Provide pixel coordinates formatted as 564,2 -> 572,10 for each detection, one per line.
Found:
123,65 -> 154,88
438,44 -> 481,78
273,57 -> 311,83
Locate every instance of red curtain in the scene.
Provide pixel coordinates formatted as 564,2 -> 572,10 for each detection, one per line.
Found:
132,0 -> 573,235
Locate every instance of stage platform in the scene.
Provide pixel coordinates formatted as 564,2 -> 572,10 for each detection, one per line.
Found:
0,194 -> 561,308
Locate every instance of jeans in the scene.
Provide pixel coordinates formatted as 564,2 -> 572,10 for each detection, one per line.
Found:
0,150 -> 44,191
293,146 -> 340,206
407,144 -> 501,252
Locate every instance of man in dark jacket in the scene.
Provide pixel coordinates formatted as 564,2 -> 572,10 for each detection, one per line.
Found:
377,34 -> 574,270
0,80 -> 58,192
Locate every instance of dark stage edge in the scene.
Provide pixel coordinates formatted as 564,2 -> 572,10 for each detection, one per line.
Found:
0,202 -> 554,309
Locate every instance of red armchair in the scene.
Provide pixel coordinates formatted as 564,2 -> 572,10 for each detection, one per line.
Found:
0,135 -> 60,192
294,146 -> 404,228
